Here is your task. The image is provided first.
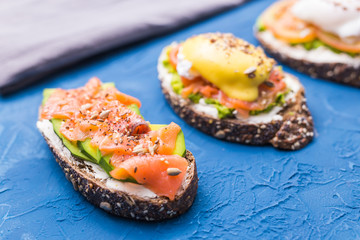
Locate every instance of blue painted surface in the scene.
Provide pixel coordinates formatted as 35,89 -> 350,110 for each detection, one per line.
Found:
1,0 -> 360,239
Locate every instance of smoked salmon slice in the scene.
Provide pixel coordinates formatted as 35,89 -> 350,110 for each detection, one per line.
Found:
110,154 -> 188,200
149,123 -> 181,155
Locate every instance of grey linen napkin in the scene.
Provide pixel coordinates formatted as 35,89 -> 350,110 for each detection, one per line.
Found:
0,0 -> 246,94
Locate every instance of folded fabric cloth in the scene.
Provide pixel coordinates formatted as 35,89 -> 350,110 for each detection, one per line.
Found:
0,0 -> 246,94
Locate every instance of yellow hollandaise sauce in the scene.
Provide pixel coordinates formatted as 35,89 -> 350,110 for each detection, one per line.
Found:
181,33 -> 275,102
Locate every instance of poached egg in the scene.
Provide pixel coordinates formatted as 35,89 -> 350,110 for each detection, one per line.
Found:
291,0 -> 360,40
175,33 -> 275,102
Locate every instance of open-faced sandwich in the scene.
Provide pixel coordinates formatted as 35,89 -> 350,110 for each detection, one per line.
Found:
158,33 -> 314,150
255,0 -> 360,87
37,77 -> 198,221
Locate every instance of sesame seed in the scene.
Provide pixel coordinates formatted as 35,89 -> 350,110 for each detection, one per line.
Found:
167,168 -> 182,176
99,110 -> 111,119
244,66 -> 257,75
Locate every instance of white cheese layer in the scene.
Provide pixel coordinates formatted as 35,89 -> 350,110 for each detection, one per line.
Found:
291,0 -> 360,39
158,45 -> 301,123
176,47 -> 200,80
193,99 -> 219,118
258,30 -> 360,68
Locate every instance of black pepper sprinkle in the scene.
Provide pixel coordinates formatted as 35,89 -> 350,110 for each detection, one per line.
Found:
248,73 -> 256,79
263,81 -> 274,88
134,167 -> 137,173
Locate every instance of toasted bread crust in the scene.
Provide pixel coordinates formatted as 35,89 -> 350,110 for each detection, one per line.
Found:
38,124 -> 198,221
159,73 -> 314,150
255,30 -> 360,87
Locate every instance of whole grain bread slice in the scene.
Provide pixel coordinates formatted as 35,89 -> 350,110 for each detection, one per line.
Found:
255,30 -> 360,87
158,48 -> 314,150
37,120 -> 198,221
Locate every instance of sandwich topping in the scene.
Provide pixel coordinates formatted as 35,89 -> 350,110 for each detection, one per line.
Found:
259,0 -> 360,56
291,0 -> 360,40
40,77 -> 188,200
163,33 -> 289,119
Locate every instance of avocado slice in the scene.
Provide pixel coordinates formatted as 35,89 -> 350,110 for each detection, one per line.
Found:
174,130 -> 186,157
99,155 -> 137,183
101,82 -> 115,90
99,154 -> 114,173
78,139 -> 102,163
127,104 -> 142,117
42,88 -> 56,105
51,119 -> 93,162
149,124 -> 186,157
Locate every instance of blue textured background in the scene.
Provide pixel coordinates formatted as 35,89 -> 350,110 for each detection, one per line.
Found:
1,0 -> 360,239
